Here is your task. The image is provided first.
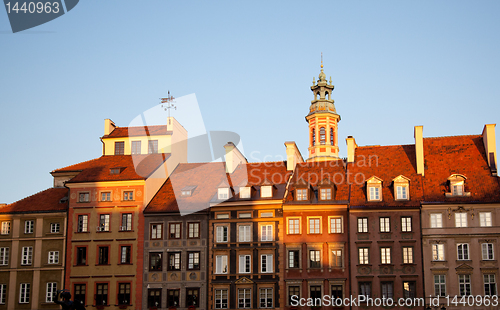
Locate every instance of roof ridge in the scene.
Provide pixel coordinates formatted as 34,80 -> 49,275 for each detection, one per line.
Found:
4,187 -> 64,207
51,157 -> 102,172
424,134 -> 481,140
357,143 -> 415,149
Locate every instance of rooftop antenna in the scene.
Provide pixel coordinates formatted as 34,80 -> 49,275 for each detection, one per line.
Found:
160,90 -> 176,125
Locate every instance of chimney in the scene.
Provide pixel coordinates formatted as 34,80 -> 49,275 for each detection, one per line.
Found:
284,142 -> 304,171
224,142 -> 248,174
104,119 -> 116,136
346,136 -> 357,163
414,126 -> 424,176
482,124 -> 498,176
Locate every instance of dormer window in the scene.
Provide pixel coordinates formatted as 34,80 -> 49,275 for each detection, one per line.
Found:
296,189 -> 308,201
239,187 -> 251,199
110,168 -> 121,175
181,186 -> 196,197
393,175 -> 410,201
218,188 -> 229,200
366,176 -> 383,201
261,186 -> 272,198
318,178 -> 335,201
446,174 -> 470,197
320,188 -> 332,200
369,187 -> 380,201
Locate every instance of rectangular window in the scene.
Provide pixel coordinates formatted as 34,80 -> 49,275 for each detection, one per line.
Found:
150,223 -> 162,240
0,284 -> 6,304
121,213 -> 132,231
401,216 -> 412,232
369,187 -> 380,201
309,250 -> 321,268
482,243 -> 494,260
320,188 -> 332,200
330,217 -> 342,233
79,192 -> 90,203
73,284 -> 86,306
434,275 -> 446,297
216,226 -> 228,242
98,246 -> 109,265
381,282 -> 393,299
114,141 -> 125,155
332,249 -> 342,267
261,225 -> 273,241
168,252 -> 181,271
167,289 -> 180,308
403,281 -> 416,299
169,223 -> 181,239
396,185 -> 408,200
21,246 -> 32,265
101,192 -> 111,201
218,188 -> 229,200
0,222 -> 10,235
77,215 -> 88,232
480,212 -> 492,227
309,218 -> 321,234
261,186 -> 272,198
0,248 -> 9,266
288,286 -> 300,306
261,254 -> 273,273
118,283 -> 131,305
123,191 -> 134,201
288,250 -> 300,268
148,140 -> 158,154
121,246 -> 131,264
331,285 -> 342,299
457,243 -> 469,260
24,220 -> 34,234
455,213 -> 468,227
148,289 -> 161,308
188,252 -> 200,270
215,289 -> 228,309
358,248 -> 369,265
380,247 -> 391,264
432,244 -> 445,261
452,184 -> 464,196
403,247 -> 413,264
238,288 -> 251,309
131,141 -> 141,154
239,187 -> 251,199
259,288 -> 273,308
99,214 -> 110,231
430,213 -> 442,228
459,275 -> 471,296
95,283 -> 108,306
484,274 -> 497,296
76,247 -> 86,265
239,255 -> 251,273
216,213 -> 229,219
50,223 -> 60,233
188,222 -> 200,238
149,252 -> 162,271
288,218 -> 300,234
19,283 -> 30,303
239,225 -> 251,242
379,217 -> 390,232
186,288 -> 199,307
215,255 -> 228,274
239,212 -> 252,219
310,285 -> 321,300
48,251 -> 59,264
359,282 -> 371,298
296,189 -> 308,201
358,217 -> 368,233
46,282 -> 57,303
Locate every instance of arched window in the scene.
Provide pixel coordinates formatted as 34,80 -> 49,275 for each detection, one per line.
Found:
315,92 -> 319,100
312,129 -> 316,146
320,127 -> 326,145
325,92 -> 329,100
330,128 -> 334,145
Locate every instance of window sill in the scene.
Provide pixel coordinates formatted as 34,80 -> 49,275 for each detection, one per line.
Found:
119,263 -> 132,265
74,264 -> 88,267
96,264 -> 111,266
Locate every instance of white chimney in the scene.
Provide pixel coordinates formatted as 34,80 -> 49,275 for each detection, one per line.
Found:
284,141 -> 304,171
482,124 -> 497,176
414,126 -> 424,176
104,119 -> 116,136
224,142 -> 248,174
346,136 -> 357,163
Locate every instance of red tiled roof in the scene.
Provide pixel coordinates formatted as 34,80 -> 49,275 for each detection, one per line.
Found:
230,161 -> 291,186
422,135 -> 500,203
0,187 -> 68,214
102,125 -> 171,138
52,154 -> 170,183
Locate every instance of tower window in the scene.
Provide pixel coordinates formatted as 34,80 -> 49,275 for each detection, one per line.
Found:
320,127 -> 326,145
330,128 -> 334,146
326,92 -> 329,100
312,129 -> 316,146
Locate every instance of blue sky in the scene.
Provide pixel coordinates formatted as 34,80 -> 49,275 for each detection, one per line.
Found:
1,1 -> 499,204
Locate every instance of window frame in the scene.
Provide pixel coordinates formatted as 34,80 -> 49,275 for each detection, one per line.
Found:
0,222 -> 10,235
48,251 -> 59,264
238,288 -> 251,309
187,251 -> 200,270
457,243 -> 470,260
484,274 -> 497,296
114,141 -> 125,155
430,213 -> 443,228
261,254 -> 274,273
216,225 -> 229,243
148,140 -> 159,154
379,217 -> 390,233
24,220 -> 34,234
120,245 -> 131,264
358,247 -> 369,265
214,289 -> 228,309
434,274 -> 446,297
261,186 -> 273,198
120,213 -> 133,231
401,216 -> 412,232
260,224 -> 273,241
459,274 -> 471,296
357,217 -> 368,233
329,216 -> 342,234
131,140 -> 141,155
380,247 -> 391,264
117,282 -> 131,306
239,254 -> 251,274
77,214 -> 88,233
169,222 -> 181,239
95,283 -> 109,306
46,282 -> 57,303
482,243 -> 494,260
75,246 -> 87,266
0,247 -> 9,266
296,188 -> 308,201
455,213 -> 468,228
309,250 -> 321,269
432,244 -> 445,261
167,252 -> 181,271
215,255 -> 228,274
19,283 -> 30,303
97,245 -> 110,265
150,223 -> 163,240
402,246 -> 414,264
50,223 -> 60,233
188,222 -> 200,239
21,246 -> 33,265
149,252 -> 163,271
480,212 -> 492,227
259,287 -> 273,308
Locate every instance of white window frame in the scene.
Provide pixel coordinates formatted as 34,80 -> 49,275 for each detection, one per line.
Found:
216,226 -> 228,243
24,220 -> 34,234
239,187 -> 251,199
46,282 -> 57,303
261,186 -> 272,198
359,248 -> 369,265
434,275 -> 446,297
261,254 -> 273,273
430,213 -> 442,228
482,243 -> 494,260
121,213 -> 132,231
368,186 -> 381,201
77,215 -> 88,232
396,185 -> 409,200
401,216 -> 412,232
48,251 -> 59,264
188,222 -> 200,238
288,218 -> 300,234
403,247 -> 413,264
215,289 -> 228,309
101,191 -> 111,201
358,218 -> 368,233
0,284 -> 5,304
0,248 -> 9,266
21,246 -> 32,265
484,274 -> 497,296
381,247 -> 391,264
260,225 -> 273,241
320,188 -> 332,200
78,192 -> 90,203
379,217 -> 390,232
296,189 -> 308,201
455,213 -> 468,228
329,216 -> 342,234
218,187 -> 229,200
99,214 -> 110,231
432,244 -> 445,261
0,222 -> 10,235
308,218 -> 321,234
238,288 -> 251,309
457,243 -> 469,260
19,283 -> 30,303
331,249 -> 343,267
480,212 -> 492,227
215,255 -> 228,274
50,223 -> 60,233
238,225 -> 251,242
239,255 -> 251,274
259,288 -> 273,308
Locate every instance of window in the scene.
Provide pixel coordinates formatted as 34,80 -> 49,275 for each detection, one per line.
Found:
358,248 -> 369,265
46,282 -> 57,302
101,192 -> 111,201
380,247 -> 391,264
358,217 -> 368,233
188,222 -> 200,238
288,250 -> 300,268
169,223 -> 181,239
0,248 -> 9,266
288,286 -> 300,306
261,225 -> 273,241
430,213 -> 442,228
239,225 -> 251,242
73,284 -> 86,306
379,217 -> 390,232
186,288 -> 199,307
121,213 -> 132,231
332,249 -> 342,267
24,220 -> 34,234
310,285 -> 322,299
396,185 -> 408,200
0,284 -> 5,304
482,243 -> 494,260
239,212 -> 252,219
320,188 -> 332,200
215,289 -> 228,309
120,246 -> 131,264
216,226 -> 228,242
188,252 -> 200,270
148,140 -> 159,154
261,254 -> 273,273
455,213 -> 467,227
369,187 -> 381,201
359,282 -> 371,298
123,191 -> 134,201
110,168 -> 120,175
150,223 -> 162,240
399,218 -> 412,233
114,141 -> 125,155
484,274 -> 497,296
19,283 -> 30,303
238,288 -> 251,308
260,212 -> 273,218
79,192 -> 90,203
312,129 -> 315,146
148,289 -> 161,308
259,288 -> 273,308
480,212 -> 492,227
21,246 -> 32,265
452,181 -> 464,196
168,252 -> 181,271
309,250 -> 321,268
434,275 -> 446,296
320,127 -> 326,144
459,275 -> 471,296
131,140 -> 141,154
98,246 -> 109,265
218,187 -> 229,200
403,281 -> 416,299
457,243 -> 469,260
287,218 -> 299,234
77,215 -> 88,232
167,289 -> 180,308
308,218 -> 321,234
216,213 -> 229,219
118,283 -> 131,305
48,251 -> 59,264
76,247 -> 86,265
261,186 -> 272,198
331,285 -> 342,300
99,214 -> 110,231
50,223 -> 60,233
149,252 -> 162,271
239,255 -> 251,273
215,255 -> 228,274
403,247 -> 413,264
330,217 -> 342,233
432,244 -> 445,261
296,189 -> 308,201
95,283 -> 108,306
381,282 -> 393,299
0,222 -> 10,235
239,187 -> 251,199
330,128 -> 334,145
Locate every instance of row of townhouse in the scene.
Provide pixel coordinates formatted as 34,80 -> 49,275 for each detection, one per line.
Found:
1,66 -> 499,310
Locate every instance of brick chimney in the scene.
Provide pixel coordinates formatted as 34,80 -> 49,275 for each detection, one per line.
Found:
482,124 -> 498,176
414,126 -> 424,176
346,136 -> 357,163
284,141 -> 304,171
104,119 -> 116,136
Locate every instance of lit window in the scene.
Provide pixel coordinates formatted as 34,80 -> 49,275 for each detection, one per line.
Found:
50,223 -> 60,233
218,188 -> 229,200
131,141 -> 141,154
455,213 -> 468,227
78,192 -> 90,203
320,188 -> 332,200
396,185 -> 408,200
459,275 -> 471,296
167,252 -> 181,271
482,243 -> 494,260
46,282 -> 57,303
216,226 -> 228,243
330,217 -> 342,233
239,187 -> 251,199
216,213 -> 229,219
121,246 -> 131,264
430,214 -> 442,228
288,218 -> 300,234
369,187 -> 381,201
484,274 -> 497,296
260,212 -> 273,218
77,215 -> 88,232
261,254 -> 273,273
403,281 -> 416,299
447,174 -> 468,197
148,140 -> 158,154
434,275 -> 446,297
215,255 -> 228,274
379,217 -> 390,232
403,247 -> 413,264
0,222 -> 10,235
101,192 -> 111,201
150,223 -> 162,240
261,186 -> 272,198
480,212 -> 492,227
238,212 -> 252,218
457,243 -> 469,260
114,141 -> 125,155
432,244 -> 445,261
261,225 -> 273,241
296,189 -> 308,201
98,214 -> 110,231
48,251 -> 59,264
452,183 -> 464,196
123,191 -> 134,201
169,223 -> 181,239
358,218 -> 368,233
121,214 -> 132,231
288,250 -> 300,268
239,255 -> 251,273
331,249 -> 342,267
24,220 -> 34,234
308,218 -> 321,234
401,216 -> 412,232
358,248 -> 369,264
381,247 -> 391,264
188,222 -> 200,238
188,252 -> 200,270
309,250 -> 321,268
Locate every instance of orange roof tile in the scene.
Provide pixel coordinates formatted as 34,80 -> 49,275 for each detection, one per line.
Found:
102,125 -> 171,138
0,187 -> 68,214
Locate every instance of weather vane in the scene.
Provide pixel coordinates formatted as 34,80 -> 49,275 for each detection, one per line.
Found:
160,90 -> 176,125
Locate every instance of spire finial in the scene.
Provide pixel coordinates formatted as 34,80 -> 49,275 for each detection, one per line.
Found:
321,52 -> 323,68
